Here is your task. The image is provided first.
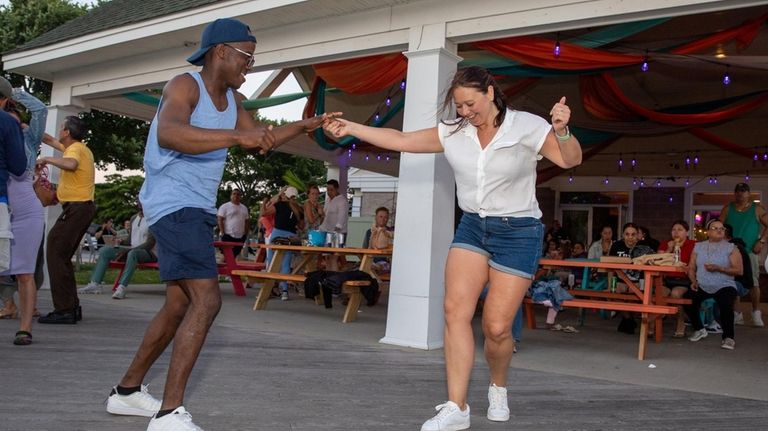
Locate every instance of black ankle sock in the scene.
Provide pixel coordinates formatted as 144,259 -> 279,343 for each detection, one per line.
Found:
116,385 -> 141,396
155,408 -> 176,419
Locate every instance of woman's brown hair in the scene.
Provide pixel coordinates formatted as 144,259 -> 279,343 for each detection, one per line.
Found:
440,66 -> 509,131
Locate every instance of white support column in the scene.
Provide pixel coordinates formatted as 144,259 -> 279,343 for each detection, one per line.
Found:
38,105 -> 82,290
380,24 -> 460,350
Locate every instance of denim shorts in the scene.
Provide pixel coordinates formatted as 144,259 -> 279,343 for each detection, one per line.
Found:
150,207 -> 218,282
451,212 -> 544,279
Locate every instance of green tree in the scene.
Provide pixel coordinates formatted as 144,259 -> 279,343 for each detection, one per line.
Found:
93,174 -> 143,224
0,0 -> 148,171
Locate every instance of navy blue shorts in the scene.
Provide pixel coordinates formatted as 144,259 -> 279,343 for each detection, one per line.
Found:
150,208 -> 218,282
451,212 -> 544,279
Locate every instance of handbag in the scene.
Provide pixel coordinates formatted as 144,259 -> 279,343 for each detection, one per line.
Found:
33,166 -> 58,207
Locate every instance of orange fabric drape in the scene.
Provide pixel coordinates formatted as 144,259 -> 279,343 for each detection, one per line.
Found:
475,36 -> 642,70
312,53 -> 407,95
688,128 -> 754,159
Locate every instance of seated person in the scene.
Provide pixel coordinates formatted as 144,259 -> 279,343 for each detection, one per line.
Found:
568,241 -> 588,286
363,206 -> 394,273
79,207 -> 154,299
609,222 -> 654,334
94,219 -> 118,246
683,219 -> 740,350
657,219 -> 696,337
116,219 -> 132,245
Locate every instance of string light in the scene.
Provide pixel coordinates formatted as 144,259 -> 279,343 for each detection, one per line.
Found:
639,178 -> 646,187
668,196 -> 674,203
352,143 -> 356,150
684,155 -> 692,168
376,154 -> 382,161
617,154 -> 623,171
722,65 -> 731,86
385,97 -> 392,107
632,177 -> 638,186
745,171 -> 751,182
630,156 -> 637,171
685,177 -> 690,187
374,112 -> 381,122
553,33 -> 561,58
385,155 -> 391,163
568,172 -> 574,183
365,154 -> 370,161
400,79 -> 406,90
693,154 -> 699,167
655,179 -> 662,187
641,50 -> 649,72
603,177 -> 609,185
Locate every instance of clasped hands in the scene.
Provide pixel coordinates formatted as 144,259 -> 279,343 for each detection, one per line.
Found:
239,112 -> 343,155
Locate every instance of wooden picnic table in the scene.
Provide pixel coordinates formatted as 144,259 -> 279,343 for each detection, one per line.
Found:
231,244 -> 392,322
532,258 -> 687,360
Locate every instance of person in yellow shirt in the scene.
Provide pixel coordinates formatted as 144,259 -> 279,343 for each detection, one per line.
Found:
36,116 -> 96,324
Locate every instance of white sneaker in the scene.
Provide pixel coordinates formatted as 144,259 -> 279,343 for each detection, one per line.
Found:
688,328 -> 708,342
147,406 -> 203,431
734,311 -> 744,325
281,291 -> 289,301
112,285 -> 126,300
752,310 -> 764,327
487,384 -> 510,422
78,282 -> 103,294
721,338 -> 736,350
106,385 -> 161,417
421,401 -> 470,431
705,321 -> 723,334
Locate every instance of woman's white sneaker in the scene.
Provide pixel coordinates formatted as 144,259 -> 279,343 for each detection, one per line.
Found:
688,328 -> 708,342
420,401 -> 470,431
147,406 -> 204,431
487,384 -> 510,421
106,385 -> 161,417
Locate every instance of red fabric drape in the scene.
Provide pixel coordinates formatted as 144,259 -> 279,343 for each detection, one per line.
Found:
503,77 -> 540,99
580,75 -> 641,122
475,36 -> 642,70
583,74 -> 768,126
312,53 -> 407,95
671,13 -> 768,54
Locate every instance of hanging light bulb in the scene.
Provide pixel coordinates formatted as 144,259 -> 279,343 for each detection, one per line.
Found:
385,155 -> 391,163
347,149 -> 352,158
693,154 -> 699,166
352,143 -> 357,150
668,196 -> 674,203
632,177 -> 638,186
639,178 -> 646,187
685,177 -> 691,187
641,51 -> 649,73
374,112 -> 381,123
762,150 -> 768,161
618,154 -> 624,171
568,173 -> 574,183
385,97 -> 392,107
684,155 -> 691,168
376,154 -> 382,161
630,156 -> 637,171
553,39 -> 561,58
603,177 -> 609,185
753,153 -> 759,163
655,179 -> 662,187
365,154 -> 370,161
722,65 -> 731,86
400,79 -> 406,90
745,171 -> 751,182
713,176 -> 718,184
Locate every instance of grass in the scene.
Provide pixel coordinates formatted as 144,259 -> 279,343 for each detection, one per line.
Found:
74,263 -> 162,285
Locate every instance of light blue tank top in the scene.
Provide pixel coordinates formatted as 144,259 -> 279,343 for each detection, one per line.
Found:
139,72 -> 237,226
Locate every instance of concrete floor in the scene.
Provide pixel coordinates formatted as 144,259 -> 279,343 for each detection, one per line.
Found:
1,283 -> 766,430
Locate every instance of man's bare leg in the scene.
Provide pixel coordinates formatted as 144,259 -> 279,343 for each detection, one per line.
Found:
119,282 -> 190,387
159,278 -> 222,409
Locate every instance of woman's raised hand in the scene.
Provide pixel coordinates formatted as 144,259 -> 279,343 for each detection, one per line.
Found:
549,96 -> 571,133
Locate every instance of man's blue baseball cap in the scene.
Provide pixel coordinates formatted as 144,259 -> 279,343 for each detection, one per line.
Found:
186,18 -> 257,66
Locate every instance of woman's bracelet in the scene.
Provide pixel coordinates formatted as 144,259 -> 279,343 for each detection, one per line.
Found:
555,126 -> 571,142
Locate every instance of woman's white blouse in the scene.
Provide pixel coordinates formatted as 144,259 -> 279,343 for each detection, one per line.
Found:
437,109 -> 551,218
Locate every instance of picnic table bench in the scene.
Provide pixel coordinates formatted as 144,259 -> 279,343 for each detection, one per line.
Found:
527,258 -> 687,360
107,241 -> 264,296
231,244 -> 392,322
